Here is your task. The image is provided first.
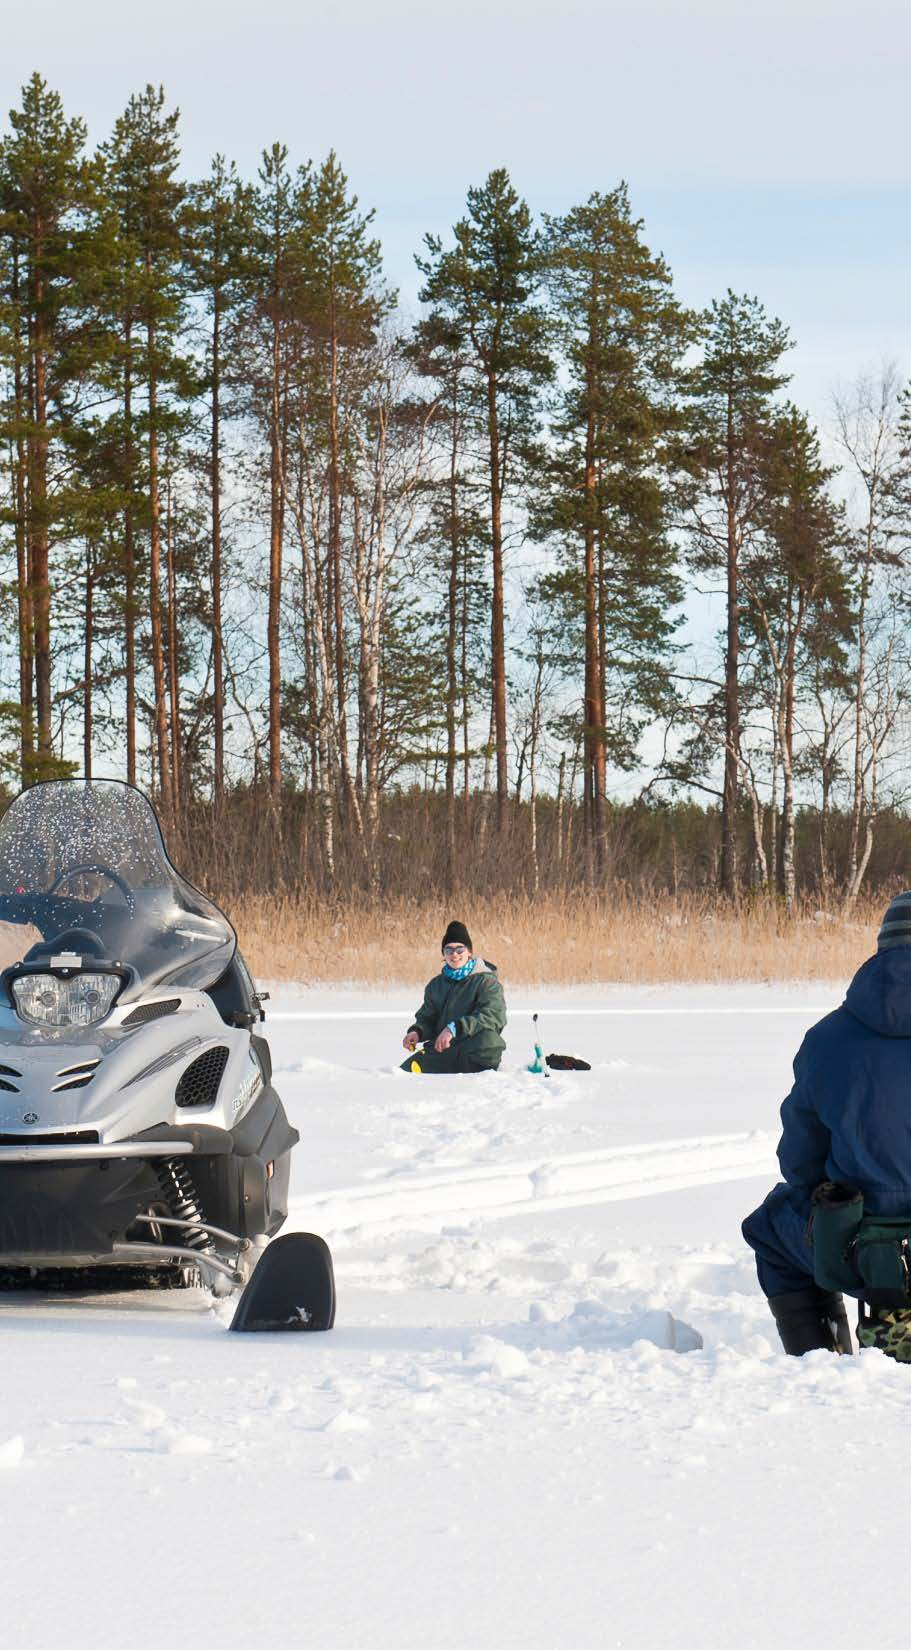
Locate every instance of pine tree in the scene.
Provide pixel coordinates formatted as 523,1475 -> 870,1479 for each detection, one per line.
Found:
184,155 -> 255,800
104,84 -> 186,813
739,406 -> 850,907
536,185 -> 691,877
418,170 -> 552,830
245,143 -> 307,804
0,188 -> 34,774
298,151 -> 392,828
686,292 -> 793,898
0,73 -> 102,780
408,311 -> 491,880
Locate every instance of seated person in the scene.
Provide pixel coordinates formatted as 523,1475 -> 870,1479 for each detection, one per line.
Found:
743,891 -> 911,1358
401,922 -> 506,1075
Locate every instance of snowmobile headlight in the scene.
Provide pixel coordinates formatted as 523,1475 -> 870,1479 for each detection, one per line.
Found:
12,971 -> 120,1028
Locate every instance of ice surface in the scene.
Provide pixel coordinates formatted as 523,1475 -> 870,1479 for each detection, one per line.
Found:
3,981 -> 902,1650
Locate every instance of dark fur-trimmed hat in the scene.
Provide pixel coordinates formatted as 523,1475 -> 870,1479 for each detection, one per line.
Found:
442,920 -> 472,952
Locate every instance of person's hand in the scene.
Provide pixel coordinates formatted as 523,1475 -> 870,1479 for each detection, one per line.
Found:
403,1030 -> 419,1052
434,1027 -> 453,1053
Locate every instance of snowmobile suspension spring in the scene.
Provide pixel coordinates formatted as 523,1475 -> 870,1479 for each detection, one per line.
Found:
156,1158 -> 213,1253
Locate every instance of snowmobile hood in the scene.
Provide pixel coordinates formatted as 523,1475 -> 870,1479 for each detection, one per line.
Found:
844,948 -> 911,1038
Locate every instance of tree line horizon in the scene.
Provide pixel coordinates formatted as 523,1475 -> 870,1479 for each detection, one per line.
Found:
1,70 -> 908,908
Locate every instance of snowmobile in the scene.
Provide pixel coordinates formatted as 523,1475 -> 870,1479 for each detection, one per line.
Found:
0,777 -> 334,1332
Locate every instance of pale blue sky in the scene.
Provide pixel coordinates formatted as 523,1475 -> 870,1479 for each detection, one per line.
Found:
3,0 -> 909,428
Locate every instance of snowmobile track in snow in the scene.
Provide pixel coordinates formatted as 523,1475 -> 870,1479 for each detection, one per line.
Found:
290,1129 -> 779,1237
271,1004 -> 835,1021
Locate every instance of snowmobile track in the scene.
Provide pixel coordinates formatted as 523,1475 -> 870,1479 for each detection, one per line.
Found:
290,1129 -> 779,1237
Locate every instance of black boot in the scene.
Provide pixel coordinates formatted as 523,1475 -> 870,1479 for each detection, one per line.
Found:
768,1286 -> 853,1355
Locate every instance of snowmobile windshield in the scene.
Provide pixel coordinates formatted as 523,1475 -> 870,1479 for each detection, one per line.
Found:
0,779 -> 235,996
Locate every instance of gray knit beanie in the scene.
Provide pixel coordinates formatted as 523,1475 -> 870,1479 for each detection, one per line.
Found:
877,892 -> 911,950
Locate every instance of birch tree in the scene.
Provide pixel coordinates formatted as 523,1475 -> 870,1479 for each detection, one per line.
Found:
739,407 -> 849,909
833,364 -> 905,903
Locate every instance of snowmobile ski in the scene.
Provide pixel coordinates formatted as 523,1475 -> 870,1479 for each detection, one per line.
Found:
229,1232 -> 336,1332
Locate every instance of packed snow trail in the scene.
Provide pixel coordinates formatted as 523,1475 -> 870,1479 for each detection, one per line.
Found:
5,982 -> 902,1650
290,1129 -> 778,1236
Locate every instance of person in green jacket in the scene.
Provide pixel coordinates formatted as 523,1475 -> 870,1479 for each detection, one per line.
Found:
401,921 -> 506,1074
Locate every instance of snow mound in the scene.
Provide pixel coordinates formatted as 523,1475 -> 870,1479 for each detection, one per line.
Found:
465,1335 -> 531,1379
0,1435 -> 24,1470
528,1297 -> 703,1354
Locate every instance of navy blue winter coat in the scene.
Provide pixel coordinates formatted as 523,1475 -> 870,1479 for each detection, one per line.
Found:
743,948 -> 911,1295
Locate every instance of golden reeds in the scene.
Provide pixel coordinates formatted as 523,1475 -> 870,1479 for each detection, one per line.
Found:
227,892 -> 882,988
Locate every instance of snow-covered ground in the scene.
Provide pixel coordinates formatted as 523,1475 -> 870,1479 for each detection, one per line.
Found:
4,982 -> 906,1650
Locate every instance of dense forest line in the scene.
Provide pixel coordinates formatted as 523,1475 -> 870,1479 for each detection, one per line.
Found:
2,72 -> 911,908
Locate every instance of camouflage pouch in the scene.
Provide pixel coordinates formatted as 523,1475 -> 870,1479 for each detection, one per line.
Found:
857,1307 -> 911,1362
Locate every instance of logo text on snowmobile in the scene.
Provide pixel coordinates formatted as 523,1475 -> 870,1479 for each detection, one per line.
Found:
21,1112 -> 38,1124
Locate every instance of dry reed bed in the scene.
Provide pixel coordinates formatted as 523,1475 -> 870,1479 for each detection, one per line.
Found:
228,893 -> 884,988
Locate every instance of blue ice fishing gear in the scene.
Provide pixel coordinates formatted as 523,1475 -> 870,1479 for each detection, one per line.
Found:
527,1012 -> 545,1074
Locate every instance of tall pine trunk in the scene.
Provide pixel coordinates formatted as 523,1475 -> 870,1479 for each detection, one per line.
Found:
328,287 -> 356,823
147,315 -> 172,813
123,336 -> 137,785
445,385 -> 459,884
268,313 -> 283,802
12,243 -> 33,782
31,249 -> 53,762
83,542 -> 94,778
720,392 -> 740,898
211,292 -> 225,801
166,469 -> 182,809
583,356 -> 606,878
486,374 -> 508,831
461,536 -> 471,805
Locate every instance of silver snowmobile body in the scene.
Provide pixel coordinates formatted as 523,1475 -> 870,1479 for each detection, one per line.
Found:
0,779 -> 333,1328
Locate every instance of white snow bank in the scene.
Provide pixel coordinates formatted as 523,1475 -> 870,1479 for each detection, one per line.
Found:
2,983 -> 890,1650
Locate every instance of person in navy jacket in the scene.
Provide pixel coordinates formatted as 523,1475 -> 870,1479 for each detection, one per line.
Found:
743,892 -> 911,1355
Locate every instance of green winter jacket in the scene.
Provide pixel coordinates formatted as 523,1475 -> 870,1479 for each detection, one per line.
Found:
409,960 -> 506,1059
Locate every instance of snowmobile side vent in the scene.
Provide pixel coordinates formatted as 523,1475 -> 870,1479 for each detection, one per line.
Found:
175,1046 -> 230,1108
121,998 -> 181,1028
52,1057 -> 101,1092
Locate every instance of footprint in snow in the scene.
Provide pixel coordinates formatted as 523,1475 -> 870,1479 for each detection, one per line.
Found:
155,1432 -> 214,1456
